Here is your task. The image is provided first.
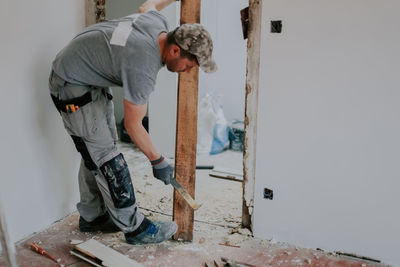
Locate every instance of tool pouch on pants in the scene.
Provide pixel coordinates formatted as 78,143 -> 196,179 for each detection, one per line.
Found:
100,153 -> 136,209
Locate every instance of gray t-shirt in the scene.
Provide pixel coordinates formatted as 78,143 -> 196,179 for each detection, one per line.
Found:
52,10 -> 169,105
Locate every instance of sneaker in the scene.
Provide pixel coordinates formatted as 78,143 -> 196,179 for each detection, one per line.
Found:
79,213 -> 120,233
125,218 -> 178,245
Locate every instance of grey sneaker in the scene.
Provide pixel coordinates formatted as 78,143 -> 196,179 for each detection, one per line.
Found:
79,213 -> 120,233
125,218 -> 178,245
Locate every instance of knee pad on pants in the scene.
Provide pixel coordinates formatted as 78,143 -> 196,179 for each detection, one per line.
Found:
100,153 -> 136,209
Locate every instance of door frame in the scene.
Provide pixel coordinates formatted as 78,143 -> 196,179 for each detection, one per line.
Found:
242,0 -> 262,230
85,0 -> 262,231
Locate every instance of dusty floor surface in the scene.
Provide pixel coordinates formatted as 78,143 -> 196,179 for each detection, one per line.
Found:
0,143 -> 390,267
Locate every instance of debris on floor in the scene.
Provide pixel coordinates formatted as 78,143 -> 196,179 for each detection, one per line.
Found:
0,143 -> 389,267
205,257 -> 258,267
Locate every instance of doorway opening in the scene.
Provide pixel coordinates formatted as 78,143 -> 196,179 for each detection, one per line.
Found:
103,0 -> 253,240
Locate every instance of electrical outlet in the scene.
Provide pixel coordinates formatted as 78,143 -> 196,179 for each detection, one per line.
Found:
271,20 -> 282,33
264,188 -> 273,200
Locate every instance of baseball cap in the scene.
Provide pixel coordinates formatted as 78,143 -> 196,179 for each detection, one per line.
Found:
173,24 -> 217,73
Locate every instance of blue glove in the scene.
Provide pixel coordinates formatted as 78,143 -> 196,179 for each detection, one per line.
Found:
151,155 -> 174,185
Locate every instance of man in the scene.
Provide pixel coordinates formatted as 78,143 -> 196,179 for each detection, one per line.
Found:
48,0 -> 216,245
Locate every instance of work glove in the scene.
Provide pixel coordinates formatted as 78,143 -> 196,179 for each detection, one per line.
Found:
151,155 -> 174,185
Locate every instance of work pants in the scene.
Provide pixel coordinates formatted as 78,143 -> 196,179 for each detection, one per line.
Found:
48,71 -> 144,233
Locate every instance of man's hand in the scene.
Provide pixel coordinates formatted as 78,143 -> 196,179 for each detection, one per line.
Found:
151,155 -> 174,185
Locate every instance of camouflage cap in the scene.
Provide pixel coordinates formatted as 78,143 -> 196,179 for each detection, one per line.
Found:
174,24 -> 217,73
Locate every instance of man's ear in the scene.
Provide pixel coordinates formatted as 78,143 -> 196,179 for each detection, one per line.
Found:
169,44 -> 181,57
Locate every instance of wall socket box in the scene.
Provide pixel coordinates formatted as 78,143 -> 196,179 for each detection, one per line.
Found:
264,188 -> 273,200
271,20 -> 282,33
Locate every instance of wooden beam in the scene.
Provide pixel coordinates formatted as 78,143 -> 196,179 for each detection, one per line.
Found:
85,0 -> 106,27
242,0 -> 262,229
172,0 -> 201,241
85,0 -> 96,27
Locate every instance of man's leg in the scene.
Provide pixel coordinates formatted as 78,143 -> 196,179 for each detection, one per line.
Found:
49,71 -> 177,243
77,159 -> 105,221
76,159 -> 120,233
77,90 -> 177,241
59,85 -> 145,233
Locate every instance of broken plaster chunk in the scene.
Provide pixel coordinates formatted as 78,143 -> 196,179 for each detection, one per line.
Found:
361,264 -> 367,267
284,251 -> 292,255
305,259 -> 312,265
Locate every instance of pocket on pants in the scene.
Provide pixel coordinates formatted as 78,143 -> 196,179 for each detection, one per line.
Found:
58,85 -> 107,137
100,154 -> 136,209
61,106 -> 91,137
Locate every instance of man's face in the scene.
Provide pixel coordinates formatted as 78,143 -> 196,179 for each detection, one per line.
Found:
164,45 -> 198,73
166,57 -> 198,73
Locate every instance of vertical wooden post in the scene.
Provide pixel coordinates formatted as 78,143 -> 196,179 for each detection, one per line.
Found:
85,0 -> 106,27
173,0 -> 201,241
242,0 -> 262,229
0,203 -> 18,267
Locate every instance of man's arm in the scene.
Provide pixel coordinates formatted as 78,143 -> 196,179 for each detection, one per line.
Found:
123,99 -> 160,161
124,99 -> 174,185
139,0 -> 177,13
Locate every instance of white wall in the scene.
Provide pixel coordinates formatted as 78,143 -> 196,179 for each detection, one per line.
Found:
199,0 -> 247,123
253,0 -> 400,265
0,0 -> 84,244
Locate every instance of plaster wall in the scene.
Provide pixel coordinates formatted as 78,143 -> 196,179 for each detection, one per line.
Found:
0,0 -> 85,244
253,1 -> 400,265
198,0 -> 247,124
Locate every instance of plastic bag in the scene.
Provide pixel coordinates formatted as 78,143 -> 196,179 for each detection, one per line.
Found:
197,94 -> 216,154
210,106 -> 230,154
197,93 -> 230,155
229,120 -> 244,151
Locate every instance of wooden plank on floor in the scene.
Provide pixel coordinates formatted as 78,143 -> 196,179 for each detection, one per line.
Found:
172,0 -> 201,241
72,239 -> 143,267
209,172 -> 243,183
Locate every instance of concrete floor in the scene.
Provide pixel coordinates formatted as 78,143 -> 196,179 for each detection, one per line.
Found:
0,143 -> 390,267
